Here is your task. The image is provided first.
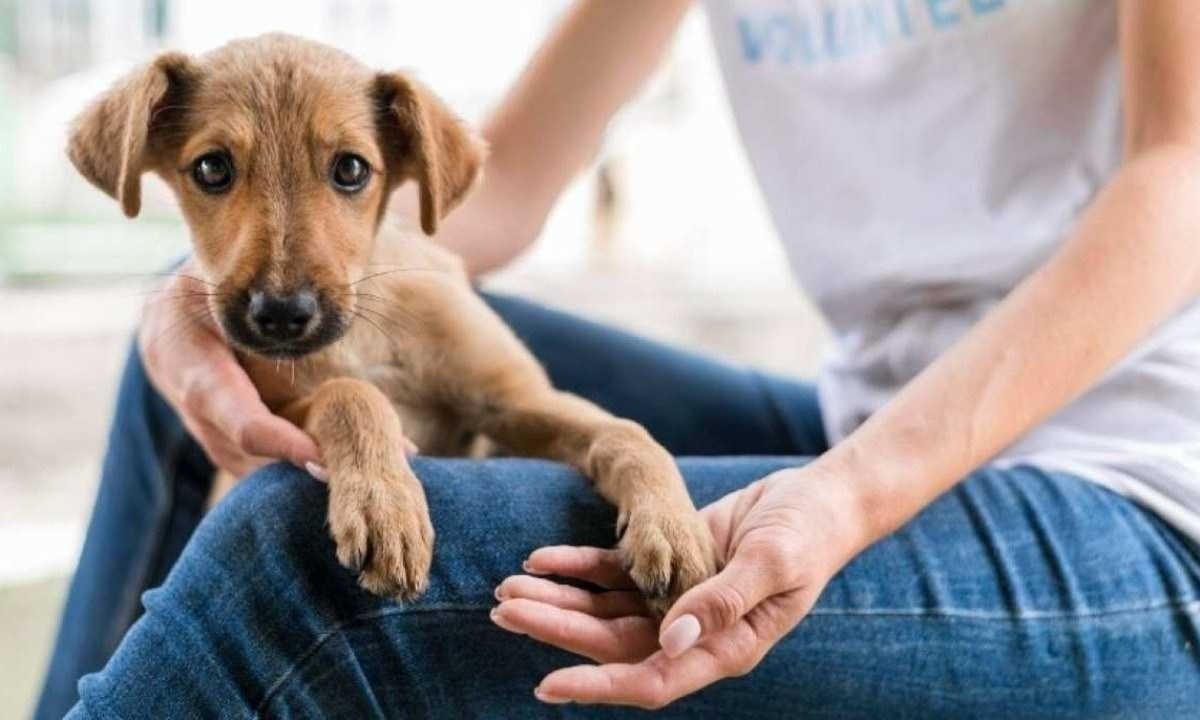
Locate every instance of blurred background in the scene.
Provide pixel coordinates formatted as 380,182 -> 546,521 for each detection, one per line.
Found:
0,1 -> 828,715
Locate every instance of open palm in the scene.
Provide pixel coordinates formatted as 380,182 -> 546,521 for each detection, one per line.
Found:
491,470 -> 859,709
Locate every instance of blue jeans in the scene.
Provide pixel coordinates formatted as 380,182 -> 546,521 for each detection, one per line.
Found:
37,294 -> 1200,718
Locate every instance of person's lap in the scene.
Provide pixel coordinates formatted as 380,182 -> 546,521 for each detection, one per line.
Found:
39,294 -> 1200,719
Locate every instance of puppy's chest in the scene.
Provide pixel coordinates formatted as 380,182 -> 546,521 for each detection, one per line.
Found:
246,341 -> 478,456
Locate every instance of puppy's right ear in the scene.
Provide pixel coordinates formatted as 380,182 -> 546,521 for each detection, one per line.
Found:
68,52 -> 195,218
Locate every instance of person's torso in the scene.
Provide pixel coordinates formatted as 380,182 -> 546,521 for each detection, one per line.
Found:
702,0 -> 1123,330
701,0 -> 1200,542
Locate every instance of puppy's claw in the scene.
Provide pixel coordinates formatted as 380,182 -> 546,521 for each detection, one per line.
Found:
615,508 -> 630,540
331,502 -> 369,572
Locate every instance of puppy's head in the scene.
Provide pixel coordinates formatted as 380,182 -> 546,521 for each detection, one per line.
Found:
68,34 -> 484,357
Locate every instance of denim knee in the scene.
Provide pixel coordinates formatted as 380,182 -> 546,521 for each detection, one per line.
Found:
193,463 -> 337,584
211,462 -> 325,535
186,458 -> 619,609
189,459 -> 603,607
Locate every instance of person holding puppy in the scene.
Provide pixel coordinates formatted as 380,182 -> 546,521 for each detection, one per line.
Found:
38,1 -> 1200,717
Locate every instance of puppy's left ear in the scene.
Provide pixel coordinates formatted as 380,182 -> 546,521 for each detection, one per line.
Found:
374,73 -> 486,235
68,52 -> 196,218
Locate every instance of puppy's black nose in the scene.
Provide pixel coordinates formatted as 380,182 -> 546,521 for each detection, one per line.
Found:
247,290 -> 319,342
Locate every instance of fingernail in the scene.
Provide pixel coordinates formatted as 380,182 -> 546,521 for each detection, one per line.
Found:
489,607 -> 520,634
534,687 -> 567,704
660,614 -> 701,658
305,462 -> 329,482
494,585 -> 507,602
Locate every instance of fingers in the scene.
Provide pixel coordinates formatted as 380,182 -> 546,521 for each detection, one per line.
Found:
193,377 -> 319,470
176,346 -> 319,471
535,649 -> 723,709
495,575 -> 648,618
533,596 -> 809,708
234,412 -> 321,466
186,416 -> 271,478
490,598 -> 659,663
657,545 -> 785,658
523,546 -> 635,590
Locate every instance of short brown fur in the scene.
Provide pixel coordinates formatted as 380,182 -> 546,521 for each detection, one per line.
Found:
68,33 -> 715,610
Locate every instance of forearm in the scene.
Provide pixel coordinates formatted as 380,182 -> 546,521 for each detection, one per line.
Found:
810,144 -> 1200,554
399,0 -> 693,274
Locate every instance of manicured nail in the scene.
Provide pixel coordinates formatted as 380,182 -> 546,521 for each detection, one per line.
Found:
402,437 -> 420,456
660,614 -> 701,658
305,462 -> 329,482
489,607 -> 520,634
534,687 -> 567,704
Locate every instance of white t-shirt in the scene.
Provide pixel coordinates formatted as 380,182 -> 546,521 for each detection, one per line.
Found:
701,0 -> 1200,542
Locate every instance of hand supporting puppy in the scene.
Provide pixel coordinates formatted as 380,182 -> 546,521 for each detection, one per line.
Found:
140,268 -> 421,480
491,465 -> 865,710
139,267 -> 321,476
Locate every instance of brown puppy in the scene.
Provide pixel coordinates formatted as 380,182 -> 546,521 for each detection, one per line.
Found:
67,34 -> 716,612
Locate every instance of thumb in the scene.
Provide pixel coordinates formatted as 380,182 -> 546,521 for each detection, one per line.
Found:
199,362 -> 320,467
658,549 -> 781,658
235,412 -> 320,467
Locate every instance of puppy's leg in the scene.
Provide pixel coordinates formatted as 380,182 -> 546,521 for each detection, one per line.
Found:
478,389 -> 717,614
398,279 -> 714,610
288,378 -> 433,600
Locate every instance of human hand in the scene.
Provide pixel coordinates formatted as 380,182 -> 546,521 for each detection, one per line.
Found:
138,266 -> 320,476
491,466 -> 866,709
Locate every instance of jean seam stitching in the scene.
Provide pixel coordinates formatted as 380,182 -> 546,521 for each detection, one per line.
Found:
807,597 -> 1200,620
253,603 -> 491,717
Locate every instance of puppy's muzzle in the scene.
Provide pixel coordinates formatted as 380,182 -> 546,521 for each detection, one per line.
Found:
222,287 -> 346,358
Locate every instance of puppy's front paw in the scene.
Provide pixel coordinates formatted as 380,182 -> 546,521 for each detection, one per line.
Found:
617,502 -> 718,616
327,466 -> 434,601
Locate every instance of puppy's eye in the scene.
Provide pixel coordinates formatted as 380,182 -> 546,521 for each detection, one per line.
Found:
192,152 -> 234,194
331,153 -> 371,193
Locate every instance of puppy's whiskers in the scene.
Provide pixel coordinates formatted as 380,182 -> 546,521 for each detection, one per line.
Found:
346,265 -> 448,289
347,308 -> 391,342
142,295 -> 220,355
349,293 -> 423,331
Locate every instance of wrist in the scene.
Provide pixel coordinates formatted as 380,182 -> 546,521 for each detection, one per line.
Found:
770,461 -> 875,571
802,433 -> 935,554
